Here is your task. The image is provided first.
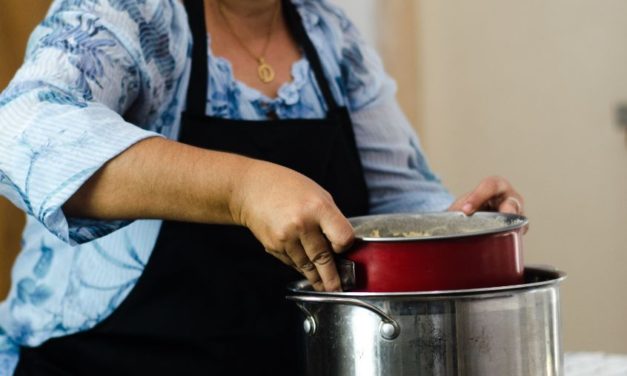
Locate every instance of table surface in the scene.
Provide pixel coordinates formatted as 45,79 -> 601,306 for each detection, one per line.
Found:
565,352 -> 627,375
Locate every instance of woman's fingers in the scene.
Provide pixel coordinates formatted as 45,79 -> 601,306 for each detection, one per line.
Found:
499,196 -> 524,215
447,193 -> 470,212
284,240 -> 324,291
269,204 -> 351,292
448,176 -> 525,215
235,161 -> 356,292
460,176 -> 508,214
319,207 -> 355,253
270,229 -> 343,292
300,229 -> 342,292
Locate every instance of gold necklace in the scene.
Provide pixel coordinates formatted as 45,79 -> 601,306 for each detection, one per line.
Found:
217,0 -> 280,84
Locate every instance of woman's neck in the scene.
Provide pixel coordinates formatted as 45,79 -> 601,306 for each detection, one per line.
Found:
208,0 -> 281,35
216,0 -> 279,19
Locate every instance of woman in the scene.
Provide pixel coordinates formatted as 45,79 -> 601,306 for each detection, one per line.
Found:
0,0 -> 523,374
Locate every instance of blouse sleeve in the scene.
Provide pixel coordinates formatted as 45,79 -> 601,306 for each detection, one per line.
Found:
0,0 -> 185,245
301,0 -> 396,112
313,0 -> 454,212
351,99 -> 454,213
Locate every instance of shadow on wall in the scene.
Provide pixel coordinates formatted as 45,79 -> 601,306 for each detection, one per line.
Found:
0,0 -> 51,298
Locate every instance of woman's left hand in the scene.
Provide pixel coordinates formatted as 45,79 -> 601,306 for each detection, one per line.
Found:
448,176 -> 525,215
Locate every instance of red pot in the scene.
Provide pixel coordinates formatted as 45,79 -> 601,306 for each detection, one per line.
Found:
343,212 -> 528,292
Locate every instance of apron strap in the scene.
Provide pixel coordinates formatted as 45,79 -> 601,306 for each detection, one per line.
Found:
184,0 -> 209,117
183,0 -> 341,116
281,0 -> 340,113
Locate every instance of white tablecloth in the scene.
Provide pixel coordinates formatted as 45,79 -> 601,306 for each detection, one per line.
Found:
566,352 -> 627,375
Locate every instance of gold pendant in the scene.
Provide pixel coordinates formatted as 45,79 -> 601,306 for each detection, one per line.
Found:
257,58 -> 275,83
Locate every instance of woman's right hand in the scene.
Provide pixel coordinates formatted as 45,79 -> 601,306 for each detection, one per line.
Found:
230,159 -> 354,292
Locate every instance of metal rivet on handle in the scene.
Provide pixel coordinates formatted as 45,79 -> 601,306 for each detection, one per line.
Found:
380,322 -> 399,340
303,316 -> 316,335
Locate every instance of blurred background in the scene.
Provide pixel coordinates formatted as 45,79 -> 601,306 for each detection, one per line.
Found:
1,0 -> 626,354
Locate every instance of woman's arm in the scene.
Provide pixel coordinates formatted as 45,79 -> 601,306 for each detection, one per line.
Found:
0,0 -> 172,243
64,137 -> 352,292
0,0 -> 348,291
64,137 -> 245,224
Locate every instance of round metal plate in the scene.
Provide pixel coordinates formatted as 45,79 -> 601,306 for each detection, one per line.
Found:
349,211 -> 528,242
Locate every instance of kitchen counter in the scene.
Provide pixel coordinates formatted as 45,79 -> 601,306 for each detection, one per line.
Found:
566,352 -> 627,375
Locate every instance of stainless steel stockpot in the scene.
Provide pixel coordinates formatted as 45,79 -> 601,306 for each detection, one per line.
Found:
287,267 -> 566,376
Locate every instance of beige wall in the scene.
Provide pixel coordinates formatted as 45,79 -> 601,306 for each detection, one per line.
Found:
341,0 -> 627,355
0,1 -> 50,298
414,0 -> 627,353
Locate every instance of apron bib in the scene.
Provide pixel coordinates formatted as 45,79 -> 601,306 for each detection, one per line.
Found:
16,1 -> 369,374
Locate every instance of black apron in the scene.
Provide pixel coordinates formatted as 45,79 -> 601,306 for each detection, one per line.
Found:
15,1 -> 369,375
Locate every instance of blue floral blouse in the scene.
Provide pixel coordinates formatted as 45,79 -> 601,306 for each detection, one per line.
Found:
0,0 -> 453,373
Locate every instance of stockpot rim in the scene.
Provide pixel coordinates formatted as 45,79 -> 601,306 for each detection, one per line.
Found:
287,266 -> 566,298
349,211 -> 529,242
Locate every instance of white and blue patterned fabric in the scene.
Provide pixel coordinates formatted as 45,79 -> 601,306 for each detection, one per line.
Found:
0,0 -> 453,373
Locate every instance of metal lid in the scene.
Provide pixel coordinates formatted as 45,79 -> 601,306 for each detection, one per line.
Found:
350,211 -> 528,242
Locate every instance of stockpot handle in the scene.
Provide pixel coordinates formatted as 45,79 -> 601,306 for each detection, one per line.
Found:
286,295 -> 400,340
